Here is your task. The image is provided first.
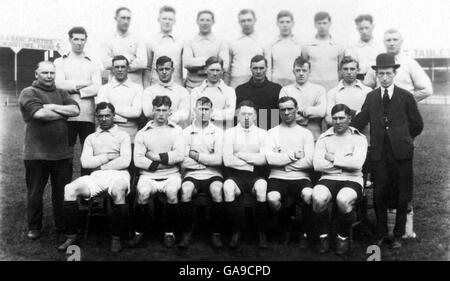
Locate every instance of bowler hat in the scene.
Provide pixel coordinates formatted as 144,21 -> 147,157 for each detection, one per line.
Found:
371,53 -> 400,70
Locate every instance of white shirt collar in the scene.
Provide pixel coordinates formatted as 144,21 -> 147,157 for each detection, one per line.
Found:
381,84 -> 395,99
199,79 -> 227,93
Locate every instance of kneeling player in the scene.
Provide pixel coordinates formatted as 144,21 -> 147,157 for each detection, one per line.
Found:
58,102 -> 132,253
130,95 -> 184,248
179,97 -> 224,249
265,96 -> 315,247
312,104 -> 367,255
223,100 -> 268,249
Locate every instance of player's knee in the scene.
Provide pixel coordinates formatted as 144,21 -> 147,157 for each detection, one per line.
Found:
301,187 -> 313,205
181,182 -> 195,202
312,185 -> 331,211
110,179 -> 128,201
223,180 -> 236,201
165,185 -> 180,203
336,188 -> 357,214
136,182 -> 151,203
209,182 -> 223,202
64,183 -> 78,201
267,191 -> 280,205
254,181 -> 267,202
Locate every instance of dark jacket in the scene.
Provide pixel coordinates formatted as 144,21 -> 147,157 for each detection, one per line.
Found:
351,85 -> 423,161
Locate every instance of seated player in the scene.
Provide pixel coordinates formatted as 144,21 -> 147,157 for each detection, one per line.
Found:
58,102 -> 132,253
312,104 -> 367,255
223,100 -> 268,249
265,96 -> 315,247
129,95 -> 184,248
179,96 -> 224,249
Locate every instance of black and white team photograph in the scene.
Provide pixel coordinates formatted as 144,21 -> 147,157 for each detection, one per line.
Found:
0,0 -> 449,266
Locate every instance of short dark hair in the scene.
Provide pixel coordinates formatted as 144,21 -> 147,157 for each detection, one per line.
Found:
314,11 -> 331,22
197,10 -> 214,21
278,96 -> 298,108
115,7 -> 131,16
277,10 -> 293,21
205,56 -> 223,69
68,26 -> 87,39
195,96 -> 213,108
355,14 -> 373,25
112,55 -> 129,66
331,103 -> 355,118
152,95 -> 172,108
96,102 -> 116,114
156,56 -> 174,68
238,9 -> 255,19
159,5 -> 176,14
250,55 -> 267,66
293,56 -> 311,70
340,56 -> 359,69
237,99 -> 257,112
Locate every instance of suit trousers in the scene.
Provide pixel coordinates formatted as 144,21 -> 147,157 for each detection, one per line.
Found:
24,159 -> 72,230
371,135 -> 413,237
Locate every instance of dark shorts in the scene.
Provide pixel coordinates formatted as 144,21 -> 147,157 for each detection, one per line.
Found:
226,169 -> 265,194
316,179 -> 363,202
267,178 -> 313,202
182,176 -> 223,195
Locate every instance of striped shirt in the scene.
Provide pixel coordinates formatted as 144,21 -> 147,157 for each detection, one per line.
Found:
134,120 -> 184,179
54,52 -> 101,123
182,122 -> 223,180
264,123 -> 314,180
313,127 -> 368,186
81,125 -> 131,170
97,78 -> 143,143
144,32 -> 184,87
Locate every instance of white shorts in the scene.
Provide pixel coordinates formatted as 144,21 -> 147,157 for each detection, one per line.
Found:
79,170 -> 131,198
137,174 -> 182,194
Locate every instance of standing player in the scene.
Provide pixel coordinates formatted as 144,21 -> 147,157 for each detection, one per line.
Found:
312,104 -> 367,255
178,96 -> 224,249
57,102 -> 132,253
142,56 -> 189,127
301,11 -> 345,91
265,96 -> 314,246
144,6 -> 184,88
55,26 -> 101,178
265,10 -> 302,87
227,9 -> 264,88
223,100 -> 269,249
102,7 -> 147,88
183,10 -> 229,91
130,95 -> 184,248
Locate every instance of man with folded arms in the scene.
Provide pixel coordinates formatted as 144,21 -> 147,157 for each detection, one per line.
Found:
58,102 -> 131,252
178,96 -> 224,249
312,104 -> 367,255
130,95 -> 184,248
223,100 -> 268,249
265,96 -> 315,247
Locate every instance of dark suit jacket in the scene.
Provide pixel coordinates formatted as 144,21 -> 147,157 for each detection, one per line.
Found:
351,85 -> 424,161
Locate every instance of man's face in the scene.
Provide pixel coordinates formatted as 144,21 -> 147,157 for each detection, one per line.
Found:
376,67 -> 396,88
112,59 -> 129,82
277,16 -> 294,37
250,60 -> 267,82
115,9 -> 131,33
97,107 -> 115,131
356,20 -> 374,42
69,33 -> 86,54
206,62 -> 222,84
315,18 -> 331,36
341,61 -> 359,84
156,62 -> 174,83
239,12 -> 256,35
293,63 -> 310,85
332,110 -> 351,135
194,102 -> 212,122
35,62 -> 55,87
158,11 -> 176,33
237,106 -> 257,129
279,100 -> 297,124
197,13 -> 214,35
384,32 -> 403,55
153,105 -> 171,124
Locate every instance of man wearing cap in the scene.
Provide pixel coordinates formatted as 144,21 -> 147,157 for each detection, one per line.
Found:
351,53 -> 423,249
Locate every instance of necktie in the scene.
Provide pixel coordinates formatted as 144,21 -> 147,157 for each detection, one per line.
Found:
383,88 -> 390,114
